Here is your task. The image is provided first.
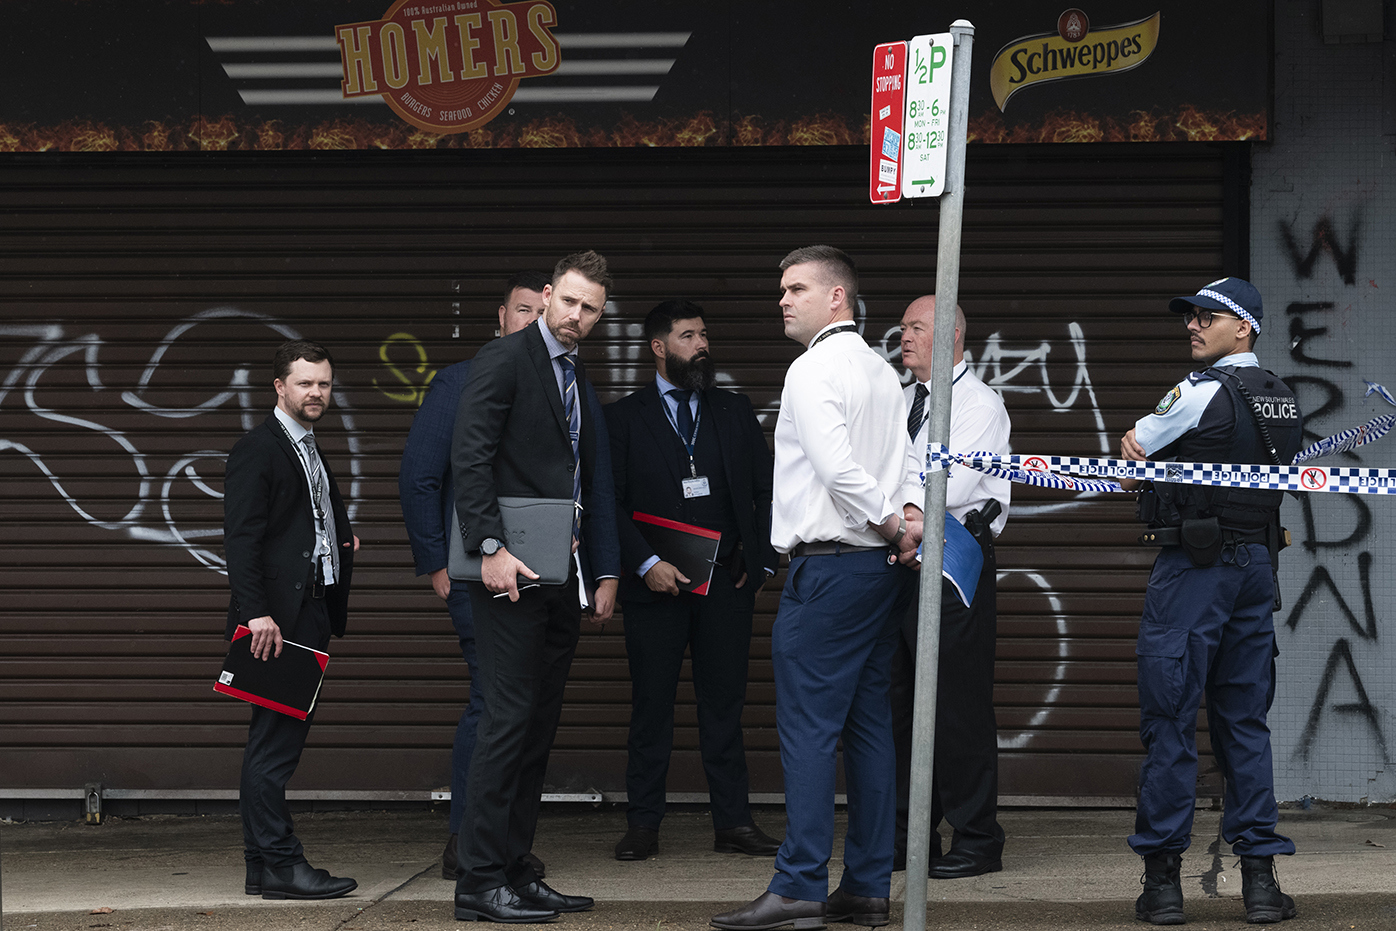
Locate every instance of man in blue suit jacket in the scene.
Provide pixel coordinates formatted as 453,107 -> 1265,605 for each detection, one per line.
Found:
398,270 -> 620,881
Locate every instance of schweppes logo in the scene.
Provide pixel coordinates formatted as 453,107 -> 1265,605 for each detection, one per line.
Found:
989,9 -> 1161,111
337,0 -> 560,133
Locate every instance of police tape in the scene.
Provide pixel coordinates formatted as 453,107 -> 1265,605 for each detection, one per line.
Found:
925,447 -> 1396,495
922,404 -> 1396,495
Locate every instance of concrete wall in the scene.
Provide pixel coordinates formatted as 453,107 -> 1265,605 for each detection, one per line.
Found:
1253,2 -> 1396,802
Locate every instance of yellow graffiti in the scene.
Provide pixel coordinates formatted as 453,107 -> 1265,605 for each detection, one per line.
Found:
375,332 -> 437,406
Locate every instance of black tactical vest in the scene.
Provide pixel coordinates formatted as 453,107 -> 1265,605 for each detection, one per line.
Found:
1149,365 -> 1302,532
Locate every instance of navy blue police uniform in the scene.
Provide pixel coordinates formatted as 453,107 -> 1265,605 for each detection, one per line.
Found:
1130,350 -> 1301,859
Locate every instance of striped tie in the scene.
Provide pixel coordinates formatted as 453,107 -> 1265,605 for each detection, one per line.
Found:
559,354 -> 582,533
907,383 -> 929,438
301,434 -> 337,581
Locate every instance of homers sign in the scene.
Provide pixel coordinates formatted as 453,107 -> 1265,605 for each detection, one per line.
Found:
337,0 -> 560,132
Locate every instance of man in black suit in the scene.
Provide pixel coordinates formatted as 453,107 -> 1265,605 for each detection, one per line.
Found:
604,301 -> 781,862
450,250 -> 620,923
224,339 -> 359,900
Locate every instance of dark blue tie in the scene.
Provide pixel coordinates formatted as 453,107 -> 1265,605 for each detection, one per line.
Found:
667,389 -> 694,440
559,354 -> 581,532
907,383 -> 929,438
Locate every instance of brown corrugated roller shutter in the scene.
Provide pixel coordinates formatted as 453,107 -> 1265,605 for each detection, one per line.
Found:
0,144 -> 1231,801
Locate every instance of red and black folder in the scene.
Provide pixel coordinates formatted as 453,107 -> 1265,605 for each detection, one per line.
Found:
214,624 -> 328,720
632,512 -> 722,596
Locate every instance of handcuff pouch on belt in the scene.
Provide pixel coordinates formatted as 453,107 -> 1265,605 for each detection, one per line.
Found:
1178,517 -> 1222,568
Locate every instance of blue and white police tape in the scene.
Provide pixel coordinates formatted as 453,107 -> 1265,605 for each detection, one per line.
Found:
1292,413 -> 1396,464
925,447 -> 1396,495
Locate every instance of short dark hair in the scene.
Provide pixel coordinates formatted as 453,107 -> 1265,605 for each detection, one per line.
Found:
644,300 -> 705,342
553,250 -> 613,297
779,245 -> 858,302
273,339 -> 334,381
503,270 -> 551,305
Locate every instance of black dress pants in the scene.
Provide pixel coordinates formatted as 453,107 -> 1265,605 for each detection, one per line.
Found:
240,591 -> 332,868
457,578 -> 581,893
892,543 -> 1004,861
621,567 -> 756,831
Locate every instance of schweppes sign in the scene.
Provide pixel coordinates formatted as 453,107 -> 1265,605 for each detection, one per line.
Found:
989,10 -> 1161,111
337,0 -> 560,133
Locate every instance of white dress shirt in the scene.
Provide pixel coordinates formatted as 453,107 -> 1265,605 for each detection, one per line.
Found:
536,316 -> 582,434
904,360 -> 1012,537
771,322 -> 922,553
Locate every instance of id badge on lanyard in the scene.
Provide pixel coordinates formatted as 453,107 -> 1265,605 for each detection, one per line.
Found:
667,395 -> 710,498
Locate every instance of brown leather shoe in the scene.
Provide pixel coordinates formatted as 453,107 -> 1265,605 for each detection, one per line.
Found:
714,823 -> 782,856
826,887 -> 889,926
711,891 -> 825,930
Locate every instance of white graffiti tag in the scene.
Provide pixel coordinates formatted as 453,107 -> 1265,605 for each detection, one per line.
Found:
0,308 -> 363,575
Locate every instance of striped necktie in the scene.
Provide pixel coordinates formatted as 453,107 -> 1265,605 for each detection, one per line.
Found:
907,383 -> 929,438
301,434 -> 338,580
559,354 -> 582,533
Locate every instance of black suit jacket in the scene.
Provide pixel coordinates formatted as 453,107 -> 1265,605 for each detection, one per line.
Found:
604,382 -> 776,604
223,414 -> 354,640
451,323 -> 619,581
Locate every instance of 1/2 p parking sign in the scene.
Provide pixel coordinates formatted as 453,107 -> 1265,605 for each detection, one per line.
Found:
902,33 -> 952,198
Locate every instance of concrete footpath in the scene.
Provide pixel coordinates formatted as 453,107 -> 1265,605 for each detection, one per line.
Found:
3,805 -> 1395,930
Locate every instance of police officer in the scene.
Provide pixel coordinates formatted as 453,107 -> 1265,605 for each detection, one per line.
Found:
1119,278 -> 1301,926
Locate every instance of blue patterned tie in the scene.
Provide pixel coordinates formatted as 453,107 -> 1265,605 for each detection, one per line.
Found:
667,389 -> 694,440
559,354 -> 582,534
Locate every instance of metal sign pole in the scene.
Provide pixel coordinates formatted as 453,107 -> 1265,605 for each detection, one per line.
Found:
902,18 -> 974,931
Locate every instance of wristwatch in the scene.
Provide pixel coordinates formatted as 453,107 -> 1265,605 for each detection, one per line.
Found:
480,537 -> 503,556
891,516 -> 907,545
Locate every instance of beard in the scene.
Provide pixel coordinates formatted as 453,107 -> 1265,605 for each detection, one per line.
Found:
291,398 -> 327,422
667,351 -> 716,391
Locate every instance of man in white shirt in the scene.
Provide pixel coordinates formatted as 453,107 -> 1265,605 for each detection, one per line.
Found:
712,246 -> 923,931
893,296 -> 1012,880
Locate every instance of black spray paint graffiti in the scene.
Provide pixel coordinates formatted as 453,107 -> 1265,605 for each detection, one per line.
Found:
1295,638 -> 1390,764
1277,211 -> 1389,764
0,308 -> 364,575
1280,216 -> 1360,285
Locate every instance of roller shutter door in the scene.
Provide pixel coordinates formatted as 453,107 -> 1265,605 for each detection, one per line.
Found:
0,143 -> 1234,801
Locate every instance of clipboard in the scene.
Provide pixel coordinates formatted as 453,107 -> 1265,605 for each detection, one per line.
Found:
214,624 -> 328,720
632,511 -> 722,595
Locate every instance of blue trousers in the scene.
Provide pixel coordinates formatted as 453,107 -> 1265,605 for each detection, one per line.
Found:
1130,545 -> 1294,858
448,582 -> 485,834
769,550 -> 908,902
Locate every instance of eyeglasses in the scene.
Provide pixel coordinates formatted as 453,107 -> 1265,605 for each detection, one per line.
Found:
1182,308 -> 1241,329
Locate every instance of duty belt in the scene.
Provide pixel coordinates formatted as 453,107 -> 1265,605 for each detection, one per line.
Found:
1138,526 -> 1267,547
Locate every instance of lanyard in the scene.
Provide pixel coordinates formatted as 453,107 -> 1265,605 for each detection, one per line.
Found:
276,419 -> 325,522
912,366 -> 970,436
661,392 -> 703,478
808,323 -> 858,350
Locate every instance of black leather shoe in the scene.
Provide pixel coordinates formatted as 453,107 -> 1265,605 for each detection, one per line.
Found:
615,825 -> 659,860
513,878 -> 593,913
825,887 -> 888,927
521,851 -> 546,879
714,823 -> 782,856
261,861 -> 357,900
455,885 -> 559,923
444,833 -> 461,880
711,891 -> 826,930
927,850 -> 1002,879
245,861 -> 263,896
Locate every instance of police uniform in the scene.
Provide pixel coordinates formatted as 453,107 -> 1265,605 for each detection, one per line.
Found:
1131,349 -> 1301,863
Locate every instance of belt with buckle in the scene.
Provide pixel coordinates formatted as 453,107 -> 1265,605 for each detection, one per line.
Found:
790,541 -> 889,558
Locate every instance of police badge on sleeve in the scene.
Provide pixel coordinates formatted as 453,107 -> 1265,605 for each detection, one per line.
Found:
1154,386 -> 1181,415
